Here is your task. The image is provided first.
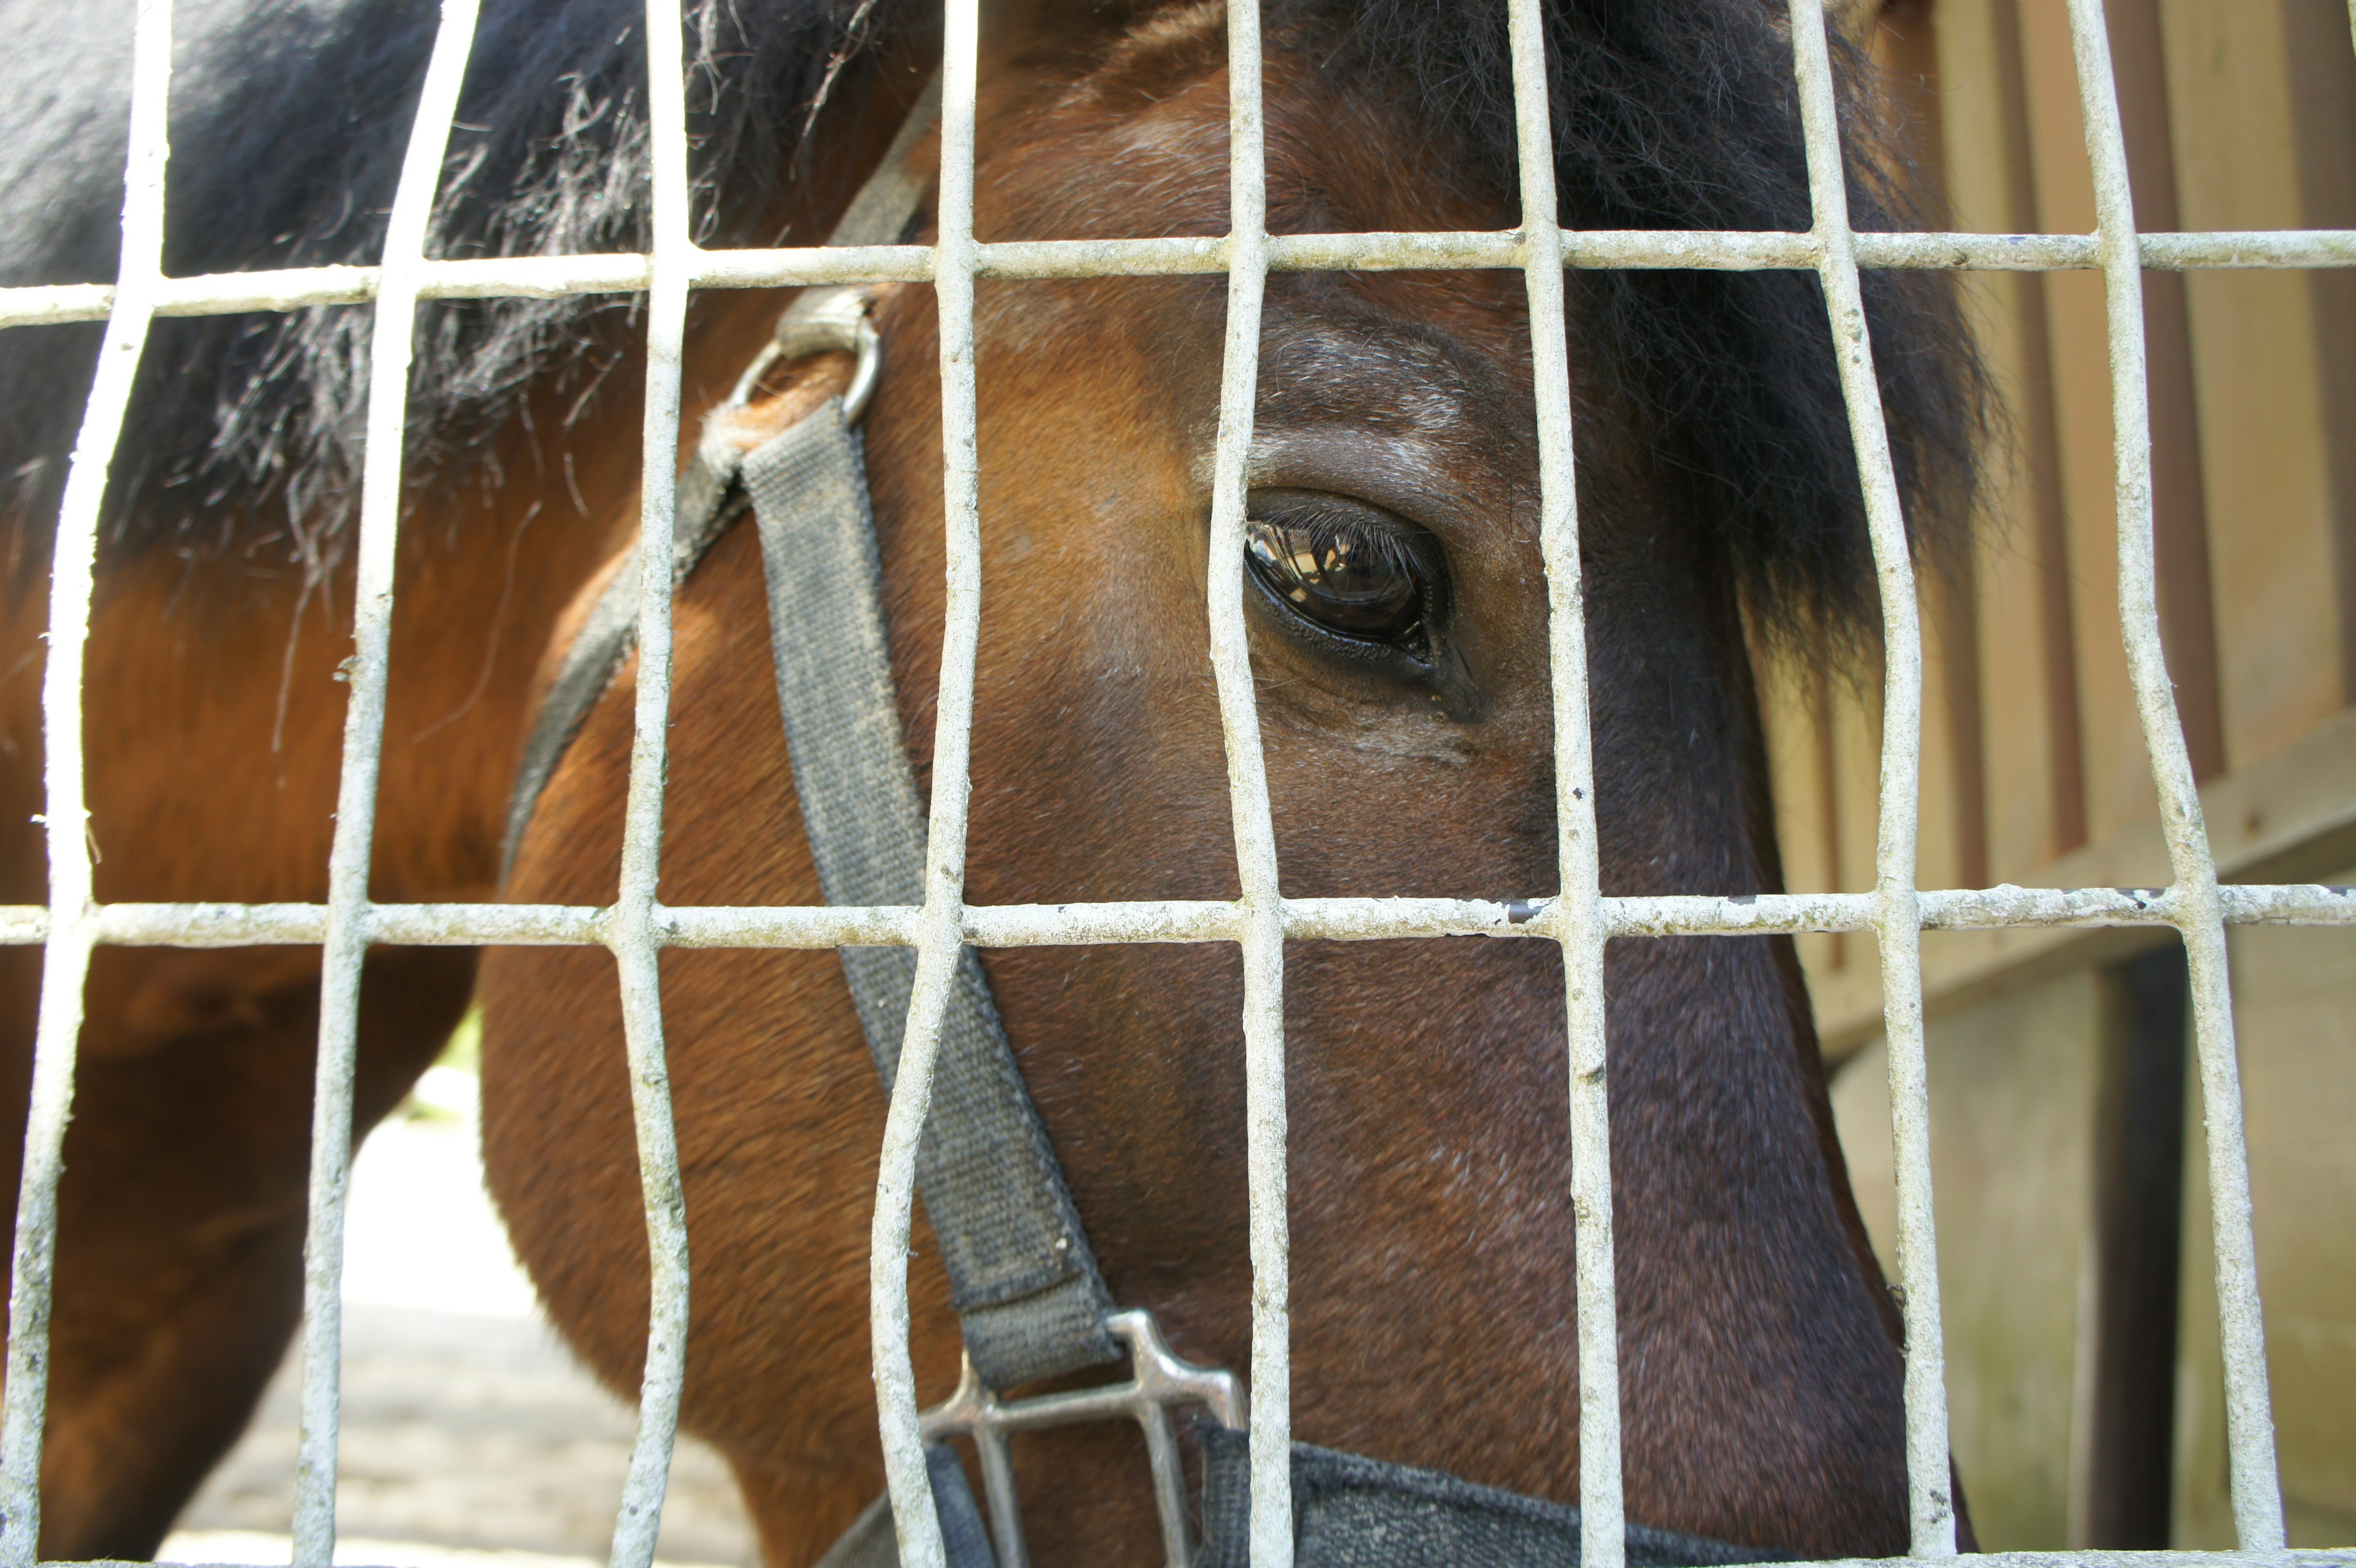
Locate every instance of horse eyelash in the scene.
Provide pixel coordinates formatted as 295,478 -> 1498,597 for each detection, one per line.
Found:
1249,501 -> 1434,580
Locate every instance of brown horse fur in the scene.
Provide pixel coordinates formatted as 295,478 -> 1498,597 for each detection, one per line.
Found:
0,56 -> 938,1561
484,10 -> 1962,1566
0,0 -> 1989,1559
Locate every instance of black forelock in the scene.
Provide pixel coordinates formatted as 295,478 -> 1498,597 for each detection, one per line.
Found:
1289,0 -> 1987,643
1,0 -> 1981,642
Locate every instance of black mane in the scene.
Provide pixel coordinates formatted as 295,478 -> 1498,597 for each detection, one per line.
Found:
1304,0 -> 1983,637
0,0 -> 915,580
0,0 -> 1980,633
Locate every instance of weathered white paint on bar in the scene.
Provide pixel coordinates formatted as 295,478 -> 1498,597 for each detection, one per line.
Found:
0,0 -> 177,1557
285,1 -> 488,1558
597,0 -> 698,1562
1790,0 -> 1954,1551
2061,0 -> 2284,1548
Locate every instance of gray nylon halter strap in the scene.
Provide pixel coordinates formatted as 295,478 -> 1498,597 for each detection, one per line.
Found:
744,405 -> 1118,1388
1196,1434 -> 1794,1568
822,1431 -> 1799,1568
499,75 -> 1118,1393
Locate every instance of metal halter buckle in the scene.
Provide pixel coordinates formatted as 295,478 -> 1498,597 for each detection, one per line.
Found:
918,1309 -> 1245,1568
728,283 -> 884,421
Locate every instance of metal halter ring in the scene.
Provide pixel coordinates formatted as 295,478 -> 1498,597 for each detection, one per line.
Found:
729,283 -> 884,422
919,1309 -> 1245,1568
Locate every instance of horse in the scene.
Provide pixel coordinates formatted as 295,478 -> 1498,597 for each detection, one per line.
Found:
0,0 -> 1984,1559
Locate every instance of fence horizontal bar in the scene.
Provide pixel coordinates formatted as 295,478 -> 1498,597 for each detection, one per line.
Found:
1618,882 -> 2356,934
685,244 -> 934,288
0,880 -> 2340,953
2139,228 -> 2356,268
0,266 -> 377,328
10,227 -> 2356,329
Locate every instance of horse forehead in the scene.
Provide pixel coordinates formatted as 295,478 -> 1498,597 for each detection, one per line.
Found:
1258,307 -> 1530,435
997,2 -> 1485,237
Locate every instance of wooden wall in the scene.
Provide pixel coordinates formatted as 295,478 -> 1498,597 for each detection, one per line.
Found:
1770,0 -> 2356,1049
1786,0 -> 2356,1550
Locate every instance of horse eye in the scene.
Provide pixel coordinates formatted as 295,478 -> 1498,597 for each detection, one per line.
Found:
1244,498 -> 1433,653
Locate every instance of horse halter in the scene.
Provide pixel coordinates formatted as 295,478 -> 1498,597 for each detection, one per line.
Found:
507,79 -> 1787,1568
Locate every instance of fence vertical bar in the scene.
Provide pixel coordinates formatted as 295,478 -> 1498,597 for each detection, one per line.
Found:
602,1 -> 699,1563
866,0 -> 980,1562
0,1 -> 173,1556
1200,0 -> 1290,1562
2060,0 -> 2285,1548
1787,1 -> 1955,1555
287,0 -> 485,1558
1499,4 -> 1623,1566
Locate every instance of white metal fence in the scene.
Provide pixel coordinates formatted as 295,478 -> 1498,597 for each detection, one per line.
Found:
2,0 -> 2354,1564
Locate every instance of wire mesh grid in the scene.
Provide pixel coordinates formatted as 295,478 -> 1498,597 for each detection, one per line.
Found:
2,0 -> 2355,1564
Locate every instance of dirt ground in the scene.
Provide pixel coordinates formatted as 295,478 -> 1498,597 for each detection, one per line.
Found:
161,1070 -> 759,1568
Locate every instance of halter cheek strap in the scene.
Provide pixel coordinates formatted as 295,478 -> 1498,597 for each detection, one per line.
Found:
506,74 -> 1793,1568
503,74 -> 1134,1396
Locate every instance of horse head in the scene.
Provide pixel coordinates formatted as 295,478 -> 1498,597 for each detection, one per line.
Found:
485,1 -> 1984,1563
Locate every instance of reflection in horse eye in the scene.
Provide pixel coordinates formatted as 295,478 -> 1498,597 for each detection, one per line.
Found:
1244,509 -> 1426,646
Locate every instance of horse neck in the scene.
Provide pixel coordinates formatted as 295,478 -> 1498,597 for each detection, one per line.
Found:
1577,537 -> 1912,1553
